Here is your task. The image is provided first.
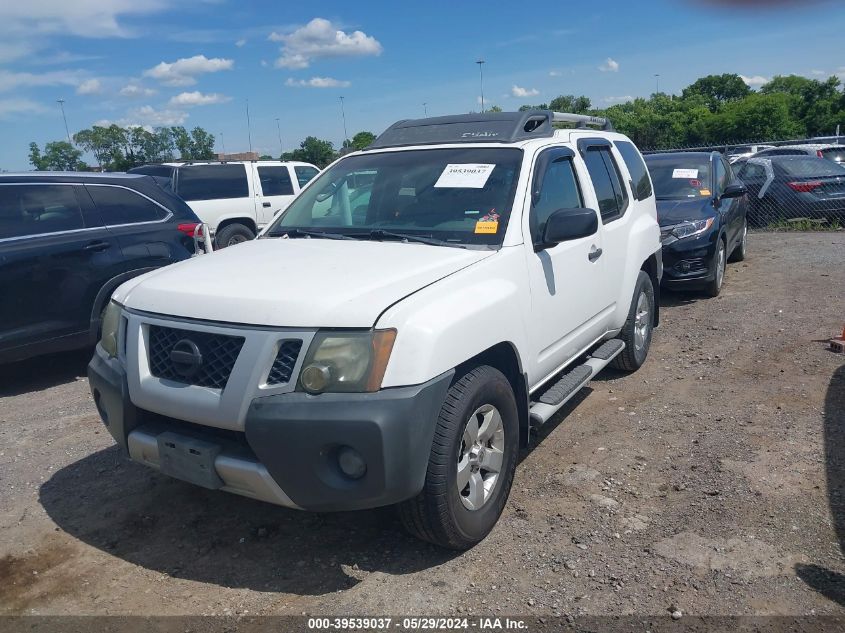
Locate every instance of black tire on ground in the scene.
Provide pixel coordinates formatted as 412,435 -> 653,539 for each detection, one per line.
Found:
704,236 -> 727,298
214,223 -> 255,248
610,270 -> 655,373
728,219 -> 747,263
398,365 -> 519,550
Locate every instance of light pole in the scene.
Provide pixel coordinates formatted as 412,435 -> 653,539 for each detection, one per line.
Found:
56,98 -> 71,143
245,99 -> 254,155
275,117 -> 283,157
423,102 -> 428,117
339,96 -> 349,147
654,74 -> 660,95
476,60 -> 485,112
219,132 -> 226,157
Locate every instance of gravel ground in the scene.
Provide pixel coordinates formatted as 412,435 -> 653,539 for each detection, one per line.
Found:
0,231 -> 843,619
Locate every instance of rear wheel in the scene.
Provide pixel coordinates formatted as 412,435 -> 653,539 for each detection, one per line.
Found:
728,219 -> 747,262
398,365 -> 518,550
610,271 -> 655,372
215,223 -> 254,248
704,237 -> 727,297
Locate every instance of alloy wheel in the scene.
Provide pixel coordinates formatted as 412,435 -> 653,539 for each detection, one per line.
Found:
456,404 -> 505,511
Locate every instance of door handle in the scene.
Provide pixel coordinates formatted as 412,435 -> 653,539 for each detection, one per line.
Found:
83,241 -> 111,252
262,202 -> 272,208
588,246 -> 603,262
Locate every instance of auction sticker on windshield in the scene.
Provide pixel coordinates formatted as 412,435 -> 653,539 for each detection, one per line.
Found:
435,164 -> 495,188
672,168 -> 699,178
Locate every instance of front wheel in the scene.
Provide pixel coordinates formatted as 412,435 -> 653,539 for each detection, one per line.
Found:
610,270 -> 655,372
704,237 -> 727,297
398,365 -> 519,550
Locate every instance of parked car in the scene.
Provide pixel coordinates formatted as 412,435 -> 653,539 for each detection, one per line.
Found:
735,155 -> 845,226
128,161 -> 320,247
89,110 -> 662,549
751,144 -> 845,165
726,144 -> 775,163
0,172 -> 201,364
644,151 -> 748,296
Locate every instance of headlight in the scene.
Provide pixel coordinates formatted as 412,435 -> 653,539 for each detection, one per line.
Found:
660,217 -> 714,245
298,329 -> 396,394
100,300 -> 122,358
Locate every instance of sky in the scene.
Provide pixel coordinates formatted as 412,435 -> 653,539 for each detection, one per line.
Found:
1,0 -> 843,170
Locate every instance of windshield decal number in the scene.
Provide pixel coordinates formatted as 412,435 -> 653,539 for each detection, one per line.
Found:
435,164 -> 496,189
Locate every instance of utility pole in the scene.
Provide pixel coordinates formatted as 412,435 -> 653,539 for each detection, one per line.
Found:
275,118 -> 283,157
654,74 -> 660,95
56,98 -> 71,143
339,96 -> 349,147
245,99 -> 253,155
219,132 -> 226,157
476,60 -> 485,112
423,102 -> 428,117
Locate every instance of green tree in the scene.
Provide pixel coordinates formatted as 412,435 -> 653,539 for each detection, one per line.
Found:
549,95 -> 592,113
28,141 -> 83,171
487,105 -> 503,113
73,125 -> 127,170
190,127 -> 216,159
290,136 -> 336,167
681,74 -> 751,112
350,131 -> 377,150
761,75 -> 844,136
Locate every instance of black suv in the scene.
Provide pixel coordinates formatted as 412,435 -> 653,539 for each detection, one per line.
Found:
0,173 -> 200,364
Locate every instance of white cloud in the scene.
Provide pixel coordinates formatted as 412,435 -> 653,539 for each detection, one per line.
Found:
0,97 -> 47,119
602,95 -> 633,104
548,70 -> 561,77
168,90 -> 231,106
119,83 -> 157,98
599,57 -> 619,72
270,18 -> 382,69
123,105 -> 188,126
143,54 -> 234,86
284,76 -> 350,88
511,85 -> 539,98
235,38 -> 246,47
0,1 -> 171,38
0,42 -> 34,63
810,69 -> 826,76
76,78 -> 102,95
0,69 -> 86,92
740,74 -> 769,87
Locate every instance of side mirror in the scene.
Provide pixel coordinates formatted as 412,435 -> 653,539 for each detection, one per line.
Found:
721,182 -> 747,199
538,207 -> 598,251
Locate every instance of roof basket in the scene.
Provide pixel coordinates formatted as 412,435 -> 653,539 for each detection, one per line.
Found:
367,110 -> 614,150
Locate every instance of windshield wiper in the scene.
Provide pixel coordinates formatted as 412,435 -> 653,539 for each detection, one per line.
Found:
366,229 -> 467,248
266,228 -> 355,240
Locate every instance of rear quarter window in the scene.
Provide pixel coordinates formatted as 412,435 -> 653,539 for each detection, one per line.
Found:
86,185 -> 169,224
294,166 -> 320,188
614,140 -> 653,200
176,164 -> 249,201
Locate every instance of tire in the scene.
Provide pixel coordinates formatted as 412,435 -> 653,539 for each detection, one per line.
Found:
398,365 -> 519,550
704,236 -> 727,298
728,219 -> 747,263
214,223 -> 254,249
610,271 -> 655,372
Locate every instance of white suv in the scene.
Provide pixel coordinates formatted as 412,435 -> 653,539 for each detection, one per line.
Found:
90,111 -> 662,549
130,160 -> 320,247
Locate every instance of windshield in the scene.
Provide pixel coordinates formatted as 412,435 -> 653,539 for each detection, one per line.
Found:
645,156 -> 712,200
265,147 -> 523,247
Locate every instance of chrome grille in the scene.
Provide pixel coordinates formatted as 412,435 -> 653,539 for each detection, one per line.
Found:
266,340 -> 303,385
148,325 -> 244,389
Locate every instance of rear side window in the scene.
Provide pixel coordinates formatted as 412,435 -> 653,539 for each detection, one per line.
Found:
737,162 -> 766,180
86,185 -> 168,224
582,147 -> 629,222
294,166 -> 320,187
176,164 -> 249,201
257,166 -> 294,196
614,141 -> 653,200
0,184 -> 85,239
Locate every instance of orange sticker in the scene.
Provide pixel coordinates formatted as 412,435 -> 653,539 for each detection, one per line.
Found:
474,220 -> 499,234
699,188 -> 711,196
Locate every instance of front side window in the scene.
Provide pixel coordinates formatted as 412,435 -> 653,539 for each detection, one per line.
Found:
266,148 -> 523,247
645,155 -> 713,200
0,184 -> 85,239
615,140 -> 653,200
294,166 -> 320,187
531,155 -> 582,243
257,166 -> 294,196
176,164 -> 249,201
715,158 -> 728,195
86,186 -> 168,224
582,146 -> 628,222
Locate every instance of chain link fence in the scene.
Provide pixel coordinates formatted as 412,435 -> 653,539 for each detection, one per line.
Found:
641,136 -> 845,228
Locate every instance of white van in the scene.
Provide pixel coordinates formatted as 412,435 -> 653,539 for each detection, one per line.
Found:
129,161 -> 320,247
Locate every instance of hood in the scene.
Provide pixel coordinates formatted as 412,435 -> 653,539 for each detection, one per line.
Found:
656,198 -> 716,226
114,238 -> 494,328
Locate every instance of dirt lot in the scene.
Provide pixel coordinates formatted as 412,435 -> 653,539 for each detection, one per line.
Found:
0,231 -> 843,619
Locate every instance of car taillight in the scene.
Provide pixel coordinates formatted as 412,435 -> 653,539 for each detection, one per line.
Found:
177,222 -> 201,236
787,181 -> 823,193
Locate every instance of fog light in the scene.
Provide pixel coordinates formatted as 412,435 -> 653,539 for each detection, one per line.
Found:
301,363 -> 331,394
337,446 -> 366,479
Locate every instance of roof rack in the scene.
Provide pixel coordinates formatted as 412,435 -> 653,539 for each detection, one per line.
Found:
366,110 -> 613,150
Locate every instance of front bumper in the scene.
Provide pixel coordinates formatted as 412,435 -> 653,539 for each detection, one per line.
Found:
89,349 -> 454,512
659,230 -> 718,287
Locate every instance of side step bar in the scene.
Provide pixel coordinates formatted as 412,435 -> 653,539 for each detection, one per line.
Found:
529,339 -> 625,427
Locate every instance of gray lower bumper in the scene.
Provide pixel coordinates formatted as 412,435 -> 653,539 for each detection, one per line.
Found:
88,350 -> 454,512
